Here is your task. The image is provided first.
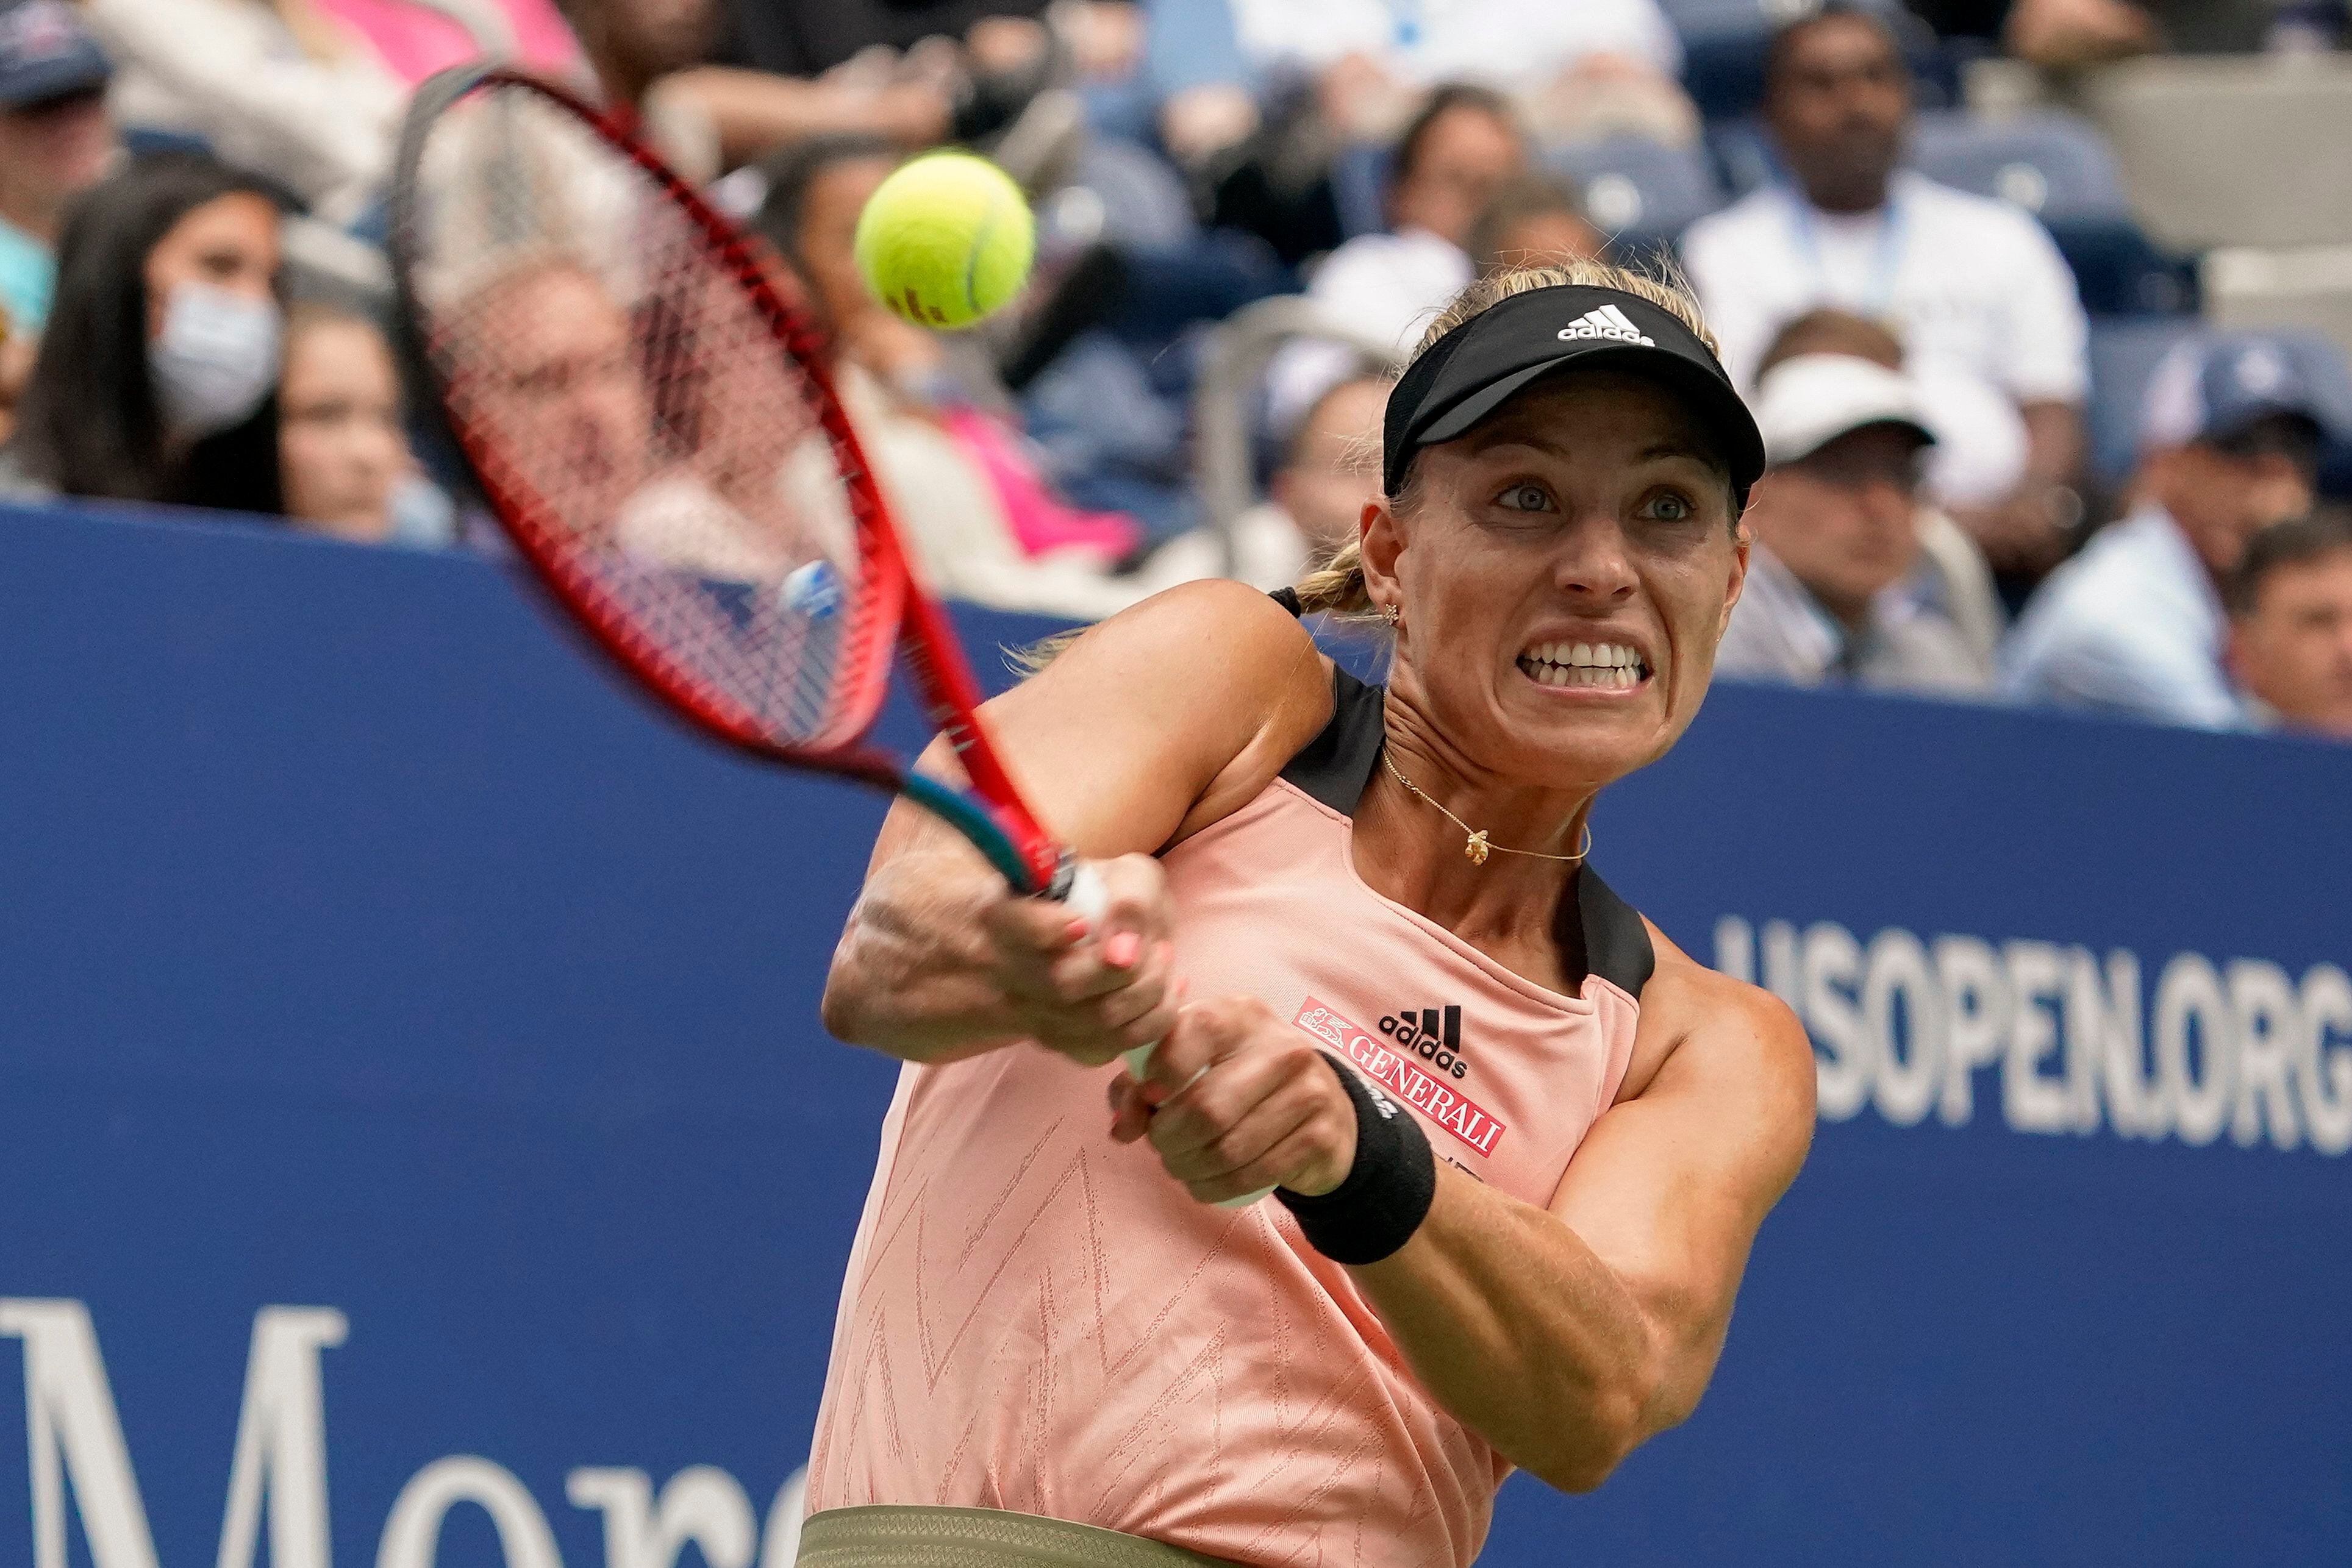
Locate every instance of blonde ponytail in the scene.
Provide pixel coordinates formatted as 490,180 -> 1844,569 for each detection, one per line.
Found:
1289,536 -> 1376,618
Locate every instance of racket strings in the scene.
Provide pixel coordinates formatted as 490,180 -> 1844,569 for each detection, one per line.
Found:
405,82 -> 876,751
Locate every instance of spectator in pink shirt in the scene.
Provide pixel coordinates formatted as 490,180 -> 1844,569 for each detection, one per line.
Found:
312,0 -> 583,85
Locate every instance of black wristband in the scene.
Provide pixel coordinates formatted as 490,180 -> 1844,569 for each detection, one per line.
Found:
1276,1052 -> 1437,1265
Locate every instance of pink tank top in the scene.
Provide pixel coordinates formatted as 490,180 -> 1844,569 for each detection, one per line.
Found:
806,671 -> 1650,1566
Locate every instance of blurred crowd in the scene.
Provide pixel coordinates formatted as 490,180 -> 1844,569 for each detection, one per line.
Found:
0,0 -> 2348,739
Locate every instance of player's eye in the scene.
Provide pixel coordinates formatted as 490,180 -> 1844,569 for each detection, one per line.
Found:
1496,483 -> 1554,513
1639,490 -> 1695,523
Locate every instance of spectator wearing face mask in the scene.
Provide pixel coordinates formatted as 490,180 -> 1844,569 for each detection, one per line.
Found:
2003,335 -> 2329,728
1718,351 -> 1988,694
2227,510 -> 2352,740
277,303 -> 452,546
0,151 -> 286,517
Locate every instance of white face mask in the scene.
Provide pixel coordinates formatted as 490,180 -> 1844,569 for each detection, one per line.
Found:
149,281 -> 282,438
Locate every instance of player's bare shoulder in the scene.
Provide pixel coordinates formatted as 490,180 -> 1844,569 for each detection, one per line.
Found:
1618,919 -> 1817,1138
1011,579 -> 1336,838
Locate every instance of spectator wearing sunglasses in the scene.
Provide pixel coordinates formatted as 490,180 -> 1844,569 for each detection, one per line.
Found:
2004,334 -> 2330,728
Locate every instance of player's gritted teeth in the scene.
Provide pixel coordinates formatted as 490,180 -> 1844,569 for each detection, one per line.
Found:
1515,640 -> 1651,693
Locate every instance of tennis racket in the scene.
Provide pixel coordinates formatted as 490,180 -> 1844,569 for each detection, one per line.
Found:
387,65 -> 1267,1200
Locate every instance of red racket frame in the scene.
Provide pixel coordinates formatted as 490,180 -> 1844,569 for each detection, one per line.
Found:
389,63 -> 1066,894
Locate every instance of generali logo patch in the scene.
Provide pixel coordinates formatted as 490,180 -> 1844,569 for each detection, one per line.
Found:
1293,997 -> 1507,1158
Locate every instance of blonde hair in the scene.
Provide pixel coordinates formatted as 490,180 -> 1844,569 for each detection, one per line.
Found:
1291,258 -> 1720,619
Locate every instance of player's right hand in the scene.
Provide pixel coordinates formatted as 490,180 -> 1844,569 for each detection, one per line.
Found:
982,853 -> 1180,1068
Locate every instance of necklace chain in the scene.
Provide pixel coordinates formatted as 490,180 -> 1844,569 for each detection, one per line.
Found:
1379,753 -> 1592,868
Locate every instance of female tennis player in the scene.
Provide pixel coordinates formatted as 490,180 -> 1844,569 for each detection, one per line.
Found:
803,261 -> 1816,1568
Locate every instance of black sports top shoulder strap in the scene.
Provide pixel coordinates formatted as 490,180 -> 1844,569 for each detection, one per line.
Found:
1260,601 -> 1657,1001
1278,665 -> 1387,815
1573,867 -> 1656,999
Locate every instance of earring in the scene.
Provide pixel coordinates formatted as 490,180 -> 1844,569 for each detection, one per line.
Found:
1380,604 -> 1400,627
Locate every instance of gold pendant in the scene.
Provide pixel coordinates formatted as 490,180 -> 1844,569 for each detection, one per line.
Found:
1464,830 -> 1490,866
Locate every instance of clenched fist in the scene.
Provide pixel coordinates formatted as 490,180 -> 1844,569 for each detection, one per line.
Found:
1108,996 -> 1359,1205
979,852 -> 1182,1067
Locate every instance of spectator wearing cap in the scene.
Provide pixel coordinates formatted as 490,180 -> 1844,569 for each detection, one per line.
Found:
0,0 -> 117,341
2003,334 -> 2328,727
1753,306 -> 2007,673
1717,352 -> 1989,693
2227,510 -> 2352,740
1265,83 -> 1524,433
1681,4 -> 2089,586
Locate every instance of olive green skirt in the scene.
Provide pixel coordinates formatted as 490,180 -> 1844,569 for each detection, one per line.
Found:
796,1506 -> 1243,1567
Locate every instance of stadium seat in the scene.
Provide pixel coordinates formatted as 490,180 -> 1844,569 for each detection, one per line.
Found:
2077,56 -> 2352,252
1660,0 -> 1940,121
1706,117 -> 1778,199
1331,138 -> 1725,256
1908,110 -> 2195,316
1329,141 -> 1387,241
2086,315 -> 2199,488
2204,245 -> 2352,372
1546,137 -> 1727,255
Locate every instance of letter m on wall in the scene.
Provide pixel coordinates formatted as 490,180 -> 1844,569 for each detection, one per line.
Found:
1,1299 -> 346,1568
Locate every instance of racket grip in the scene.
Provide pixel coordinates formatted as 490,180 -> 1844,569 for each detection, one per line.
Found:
1062,861 -> 1271,1210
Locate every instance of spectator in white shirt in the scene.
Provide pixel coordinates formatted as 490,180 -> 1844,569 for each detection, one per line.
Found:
2003,334 -> 2327,728
2228,509 -> 2352,741
1681,4 -> 2090,586
1717,351 -> 1987,694
1265,83 -> 1521,432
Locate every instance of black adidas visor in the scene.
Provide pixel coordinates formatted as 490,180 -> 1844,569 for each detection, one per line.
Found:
1382,283 -> 1766,512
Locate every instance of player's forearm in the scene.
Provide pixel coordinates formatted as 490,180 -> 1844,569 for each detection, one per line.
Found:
820,855 -> 1033,1064
1353,1170 -> 1679,1494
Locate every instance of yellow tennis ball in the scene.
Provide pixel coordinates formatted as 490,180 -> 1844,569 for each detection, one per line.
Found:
854,152 -> 1035,330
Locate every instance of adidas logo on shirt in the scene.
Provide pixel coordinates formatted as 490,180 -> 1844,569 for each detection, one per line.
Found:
1378,1003 -> 1470,1080
1556,304 -> 1654,347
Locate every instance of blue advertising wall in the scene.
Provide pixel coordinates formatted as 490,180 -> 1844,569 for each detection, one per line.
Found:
1,502 -> 2346,1568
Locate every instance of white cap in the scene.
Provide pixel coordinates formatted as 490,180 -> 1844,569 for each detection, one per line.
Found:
1753,354 -> 1938,468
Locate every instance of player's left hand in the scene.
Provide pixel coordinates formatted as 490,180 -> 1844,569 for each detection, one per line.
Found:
1106,996 -> 1357,1205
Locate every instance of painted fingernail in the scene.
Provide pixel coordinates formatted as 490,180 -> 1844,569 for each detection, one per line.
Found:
1104,932 -> 1141,968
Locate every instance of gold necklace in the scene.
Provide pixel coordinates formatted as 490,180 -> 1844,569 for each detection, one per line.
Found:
1380,752 -> 1592,868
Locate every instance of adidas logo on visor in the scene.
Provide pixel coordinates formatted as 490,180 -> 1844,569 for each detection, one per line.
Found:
1556,304 -> 1654,347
